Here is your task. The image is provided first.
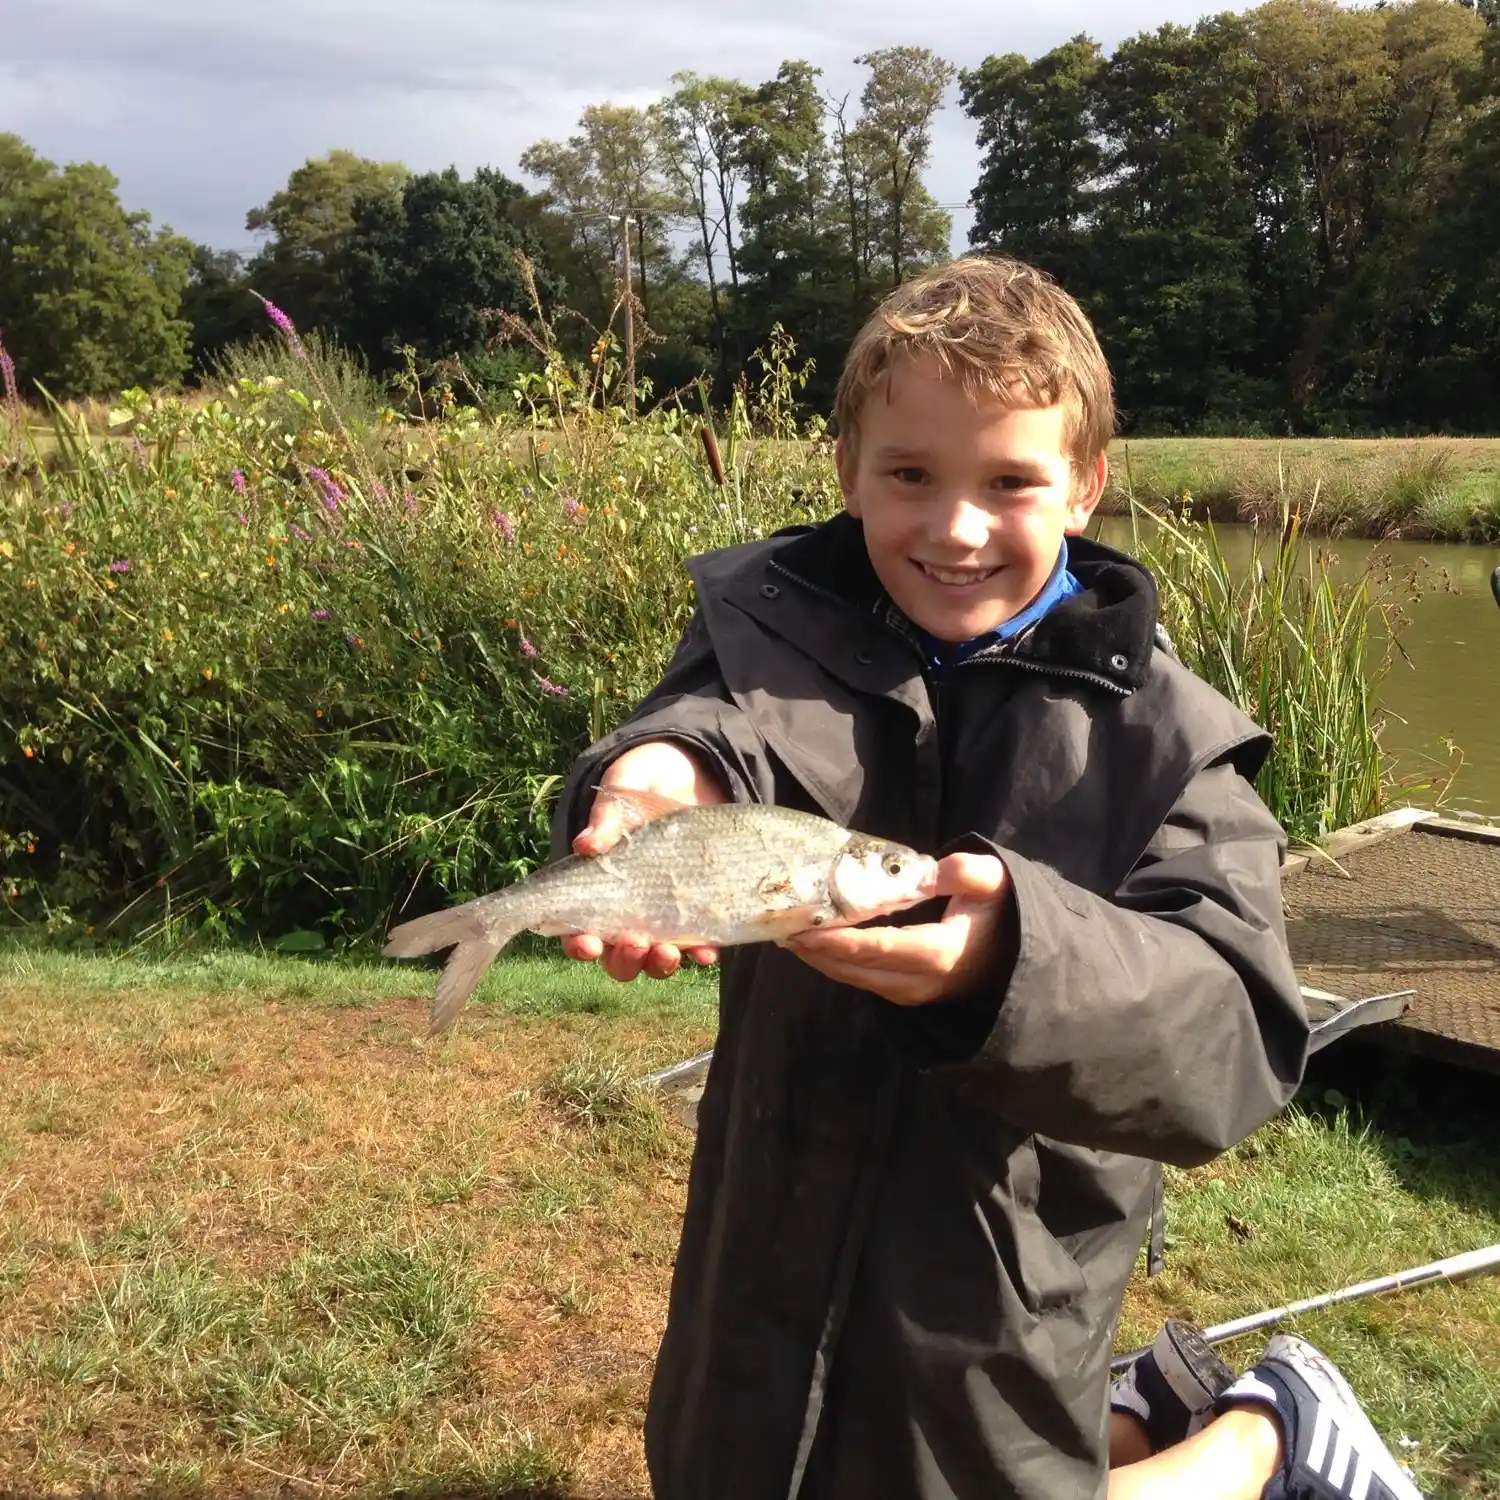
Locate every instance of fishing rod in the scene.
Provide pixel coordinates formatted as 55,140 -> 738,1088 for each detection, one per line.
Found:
1110,1242 -> 1500,1373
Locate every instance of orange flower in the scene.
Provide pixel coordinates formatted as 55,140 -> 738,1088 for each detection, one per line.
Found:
21,746 -> 34,760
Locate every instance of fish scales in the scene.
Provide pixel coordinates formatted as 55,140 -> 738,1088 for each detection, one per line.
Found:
384,798 -> 937,1036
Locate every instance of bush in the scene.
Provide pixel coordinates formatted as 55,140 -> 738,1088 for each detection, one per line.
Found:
0,332 -> 837,944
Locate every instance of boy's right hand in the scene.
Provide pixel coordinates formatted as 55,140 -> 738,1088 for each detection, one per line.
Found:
563,740 -> 730,982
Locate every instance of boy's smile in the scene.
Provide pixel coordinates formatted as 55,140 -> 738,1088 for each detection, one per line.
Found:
836,356 -> 1107,643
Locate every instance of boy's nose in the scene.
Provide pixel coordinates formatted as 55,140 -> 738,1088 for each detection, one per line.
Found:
931,499 -> 992,553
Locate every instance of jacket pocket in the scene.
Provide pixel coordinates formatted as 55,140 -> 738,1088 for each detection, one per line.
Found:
999,1134 -> 1090,1316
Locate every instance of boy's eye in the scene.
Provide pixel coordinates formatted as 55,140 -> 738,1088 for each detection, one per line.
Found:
891,467 -> 927,484
994,474 -> 1037,491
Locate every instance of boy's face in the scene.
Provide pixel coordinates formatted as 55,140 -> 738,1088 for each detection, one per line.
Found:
836,355 -> 1106,643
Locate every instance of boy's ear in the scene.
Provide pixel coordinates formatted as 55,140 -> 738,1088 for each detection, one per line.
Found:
834,436 -> 861,517
1066,452 -> 1109,533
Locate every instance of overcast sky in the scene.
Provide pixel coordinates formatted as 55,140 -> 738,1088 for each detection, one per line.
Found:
6,0 -> 1225,258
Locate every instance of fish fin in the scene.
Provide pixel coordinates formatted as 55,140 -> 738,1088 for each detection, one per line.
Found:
382,900 -> 523,1035
426,938 -> 505,1036
593,784 -> 694,833
383,901 -> 488,958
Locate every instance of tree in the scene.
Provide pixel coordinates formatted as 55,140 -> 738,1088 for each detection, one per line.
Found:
1088,16 -> 1262,429
522,105 -> 677,335
653,72 -> 749,356
0,134 -> 193,397
178,246 -> 261,378
732,60 -> 853,394
245,149 -> 409,330
852,46 -> 957,286
960,37 -> 1106,287
332,166 -> 561,378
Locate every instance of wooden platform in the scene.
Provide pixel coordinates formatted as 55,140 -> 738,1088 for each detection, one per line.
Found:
1282,811 -> 1500,1074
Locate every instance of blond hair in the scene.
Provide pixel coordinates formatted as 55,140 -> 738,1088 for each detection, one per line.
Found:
834,256 -> 1115,475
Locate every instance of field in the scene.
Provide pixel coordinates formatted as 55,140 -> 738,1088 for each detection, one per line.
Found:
2,948 -> 1498,1499
1103,436 -> 1500,543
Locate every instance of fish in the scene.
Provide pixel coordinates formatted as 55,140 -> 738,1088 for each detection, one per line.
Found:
383,788 -> 939,1036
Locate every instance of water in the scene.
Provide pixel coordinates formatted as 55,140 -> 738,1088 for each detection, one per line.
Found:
1097,520 -> 1500,818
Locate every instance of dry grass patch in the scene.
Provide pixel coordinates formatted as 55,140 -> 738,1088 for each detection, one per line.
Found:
0,960 -> 713,1498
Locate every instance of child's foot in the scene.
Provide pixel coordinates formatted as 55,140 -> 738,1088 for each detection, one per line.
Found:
1110,1319 -> 1237,1452
1215,1333 -> 1424,1499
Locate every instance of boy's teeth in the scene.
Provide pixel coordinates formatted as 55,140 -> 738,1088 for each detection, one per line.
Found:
921,564 -> 995,587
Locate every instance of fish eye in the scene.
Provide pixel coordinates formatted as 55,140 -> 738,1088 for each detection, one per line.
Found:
882,854 -> 904,877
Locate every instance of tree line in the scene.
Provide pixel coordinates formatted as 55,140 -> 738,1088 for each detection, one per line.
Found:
1,0 -> 1496,435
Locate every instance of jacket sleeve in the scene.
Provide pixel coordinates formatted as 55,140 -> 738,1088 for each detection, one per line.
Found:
926,755 -> 1311,1168
549,608 -> 775,861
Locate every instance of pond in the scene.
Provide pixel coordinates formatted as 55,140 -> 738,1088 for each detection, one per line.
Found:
1097,521 -> 1500,819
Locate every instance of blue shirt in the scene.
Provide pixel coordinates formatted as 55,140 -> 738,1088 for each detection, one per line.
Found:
907,541 -> 1083,678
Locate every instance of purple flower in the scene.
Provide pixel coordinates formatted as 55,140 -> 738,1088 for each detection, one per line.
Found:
563,496 -> 581,518
404,492 -> 417,513
291,524 -> 313,542
311,608 -> 330,620
109,559 -> 130,573
262,299 -> 305,356
306,466 -> 344,511
230,469 -> 246,496
0,329 -> 19,427
236,513 -> 249,526
521,485 -> 533,497
520,636 -> 537,659
372,481 -> 387,500
534,674 -> 569,698
493,511 -> 515,544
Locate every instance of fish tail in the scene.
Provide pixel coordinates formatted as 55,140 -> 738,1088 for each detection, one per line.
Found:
382,898 -> 527,1037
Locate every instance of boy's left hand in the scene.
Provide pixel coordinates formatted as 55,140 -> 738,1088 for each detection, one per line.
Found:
783,853 -> 1010,1007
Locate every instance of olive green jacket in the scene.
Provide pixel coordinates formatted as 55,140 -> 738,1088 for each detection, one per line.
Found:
553,515 -> 1309,1500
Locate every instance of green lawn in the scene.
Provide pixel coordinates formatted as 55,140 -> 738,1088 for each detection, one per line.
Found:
1,946 -> 1496,1497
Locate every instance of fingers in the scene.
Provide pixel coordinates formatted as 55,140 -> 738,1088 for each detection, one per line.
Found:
932,852 -> 1008,901
572,796 -> 626,858
562,931 -> 716,981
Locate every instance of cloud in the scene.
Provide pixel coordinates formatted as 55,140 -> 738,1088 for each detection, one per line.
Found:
3,0 -> 1222,252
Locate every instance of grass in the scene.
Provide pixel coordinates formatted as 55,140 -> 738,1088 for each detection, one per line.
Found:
1104,436 -> 1500,543
2,948 -> 1498,1497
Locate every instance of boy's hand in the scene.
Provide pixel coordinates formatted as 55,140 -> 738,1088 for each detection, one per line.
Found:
782,853 -> 1010,1007
563,740 -> 730,982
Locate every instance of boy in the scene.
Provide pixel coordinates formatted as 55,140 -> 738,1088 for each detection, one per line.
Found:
551,258 -> 1424,1500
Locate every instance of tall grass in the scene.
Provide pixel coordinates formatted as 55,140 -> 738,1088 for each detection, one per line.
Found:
0,307 -> 1411,941
1122,494 -> 1391,842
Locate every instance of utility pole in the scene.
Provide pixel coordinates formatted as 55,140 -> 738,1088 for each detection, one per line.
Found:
610,213 -> 638,418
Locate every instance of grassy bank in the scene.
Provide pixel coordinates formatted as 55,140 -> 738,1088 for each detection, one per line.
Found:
1,947 -> 1496,1497
1105,436 -> 1500,544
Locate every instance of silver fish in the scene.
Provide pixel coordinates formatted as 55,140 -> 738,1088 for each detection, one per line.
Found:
383,789 -> 938,1035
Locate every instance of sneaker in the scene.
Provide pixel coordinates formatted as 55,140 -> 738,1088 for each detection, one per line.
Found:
1109,1319 -> 1238,1452
1215,1333 -> 1424,1499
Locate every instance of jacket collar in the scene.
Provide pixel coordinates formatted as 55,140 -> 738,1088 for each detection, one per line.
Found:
767,512 -> 1160,693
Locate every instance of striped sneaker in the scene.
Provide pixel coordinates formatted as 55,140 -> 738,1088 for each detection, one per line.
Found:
1109,1319 -> 1238,1452
1215,1333 -> 1425,1499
